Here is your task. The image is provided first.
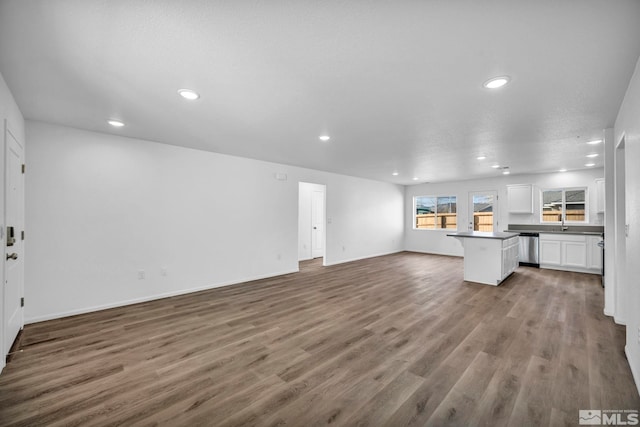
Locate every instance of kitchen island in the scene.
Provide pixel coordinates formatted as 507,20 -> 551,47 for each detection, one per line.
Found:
447,231 -> 520,286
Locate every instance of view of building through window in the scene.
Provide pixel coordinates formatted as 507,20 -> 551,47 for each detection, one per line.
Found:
415,196 -> 457,229
542,188 -> 586,222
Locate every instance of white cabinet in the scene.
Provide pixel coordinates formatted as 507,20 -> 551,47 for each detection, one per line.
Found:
451,234 -> 519,286
540,233 -> 601,274
587,235 -> 603,271
595,178 -> 605,213
501,236 -> 519,279
562,241 -> 587,268
540,239 -> 561,266
507,184 -> 533,213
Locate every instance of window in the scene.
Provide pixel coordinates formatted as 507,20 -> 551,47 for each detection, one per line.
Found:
415,196 -> 457,229
541,188 -> 587,223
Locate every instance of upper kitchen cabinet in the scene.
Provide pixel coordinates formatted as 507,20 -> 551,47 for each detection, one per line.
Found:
507,184 -> 533,214
595,178 -> 605,213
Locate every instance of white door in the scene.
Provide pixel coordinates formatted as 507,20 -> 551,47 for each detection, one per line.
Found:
311,189 -> 324,258
4,123 -> 24,354
468,191 -> 498,232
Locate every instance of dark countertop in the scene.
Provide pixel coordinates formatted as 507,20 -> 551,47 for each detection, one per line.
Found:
507,224 -> 604,236
508,230 -> 604,236
447,231 -> 520,240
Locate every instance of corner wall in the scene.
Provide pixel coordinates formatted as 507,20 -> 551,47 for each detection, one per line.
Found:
614,55 -> 640,395
25,121 -> 405,323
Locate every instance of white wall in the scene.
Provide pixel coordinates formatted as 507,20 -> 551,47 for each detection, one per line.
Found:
405,169 -> 604,256
0,72 -> 25,372
24,121 -> 404,323
613,55 -> 640,395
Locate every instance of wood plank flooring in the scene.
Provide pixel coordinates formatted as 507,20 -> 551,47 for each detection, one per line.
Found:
0,252 -> 638,426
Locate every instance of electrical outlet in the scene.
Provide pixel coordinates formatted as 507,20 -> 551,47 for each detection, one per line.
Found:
277,253 -> 281,260
161,267 -> 167,277
637,326 -> 640,344
138,270 -> 145,280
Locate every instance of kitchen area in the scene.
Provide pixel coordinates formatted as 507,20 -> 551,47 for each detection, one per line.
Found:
507,224 -> 604,277
505,179 -> 605,281
411,169 -> 606,287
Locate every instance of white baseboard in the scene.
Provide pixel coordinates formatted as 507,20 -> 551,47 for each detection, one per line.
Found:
24,268 -> 299,324
539,264 -> 602,275
625,346 -> 640,398
404,249 -> 463,258
614,315 -> 627,326
323,250 -> 403,266
604,308 -> 615,317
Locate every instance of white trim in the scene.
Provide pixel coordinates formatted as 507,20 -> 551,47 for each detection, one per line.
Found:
616,132 -> 626,149
324,250 -> 404,266
539,264 -> 602,275
604,308 -> 615,317
399,250 -> 462,258
625,346 -> 640,397
24,268 -> 299,324
614,316 -> 627,326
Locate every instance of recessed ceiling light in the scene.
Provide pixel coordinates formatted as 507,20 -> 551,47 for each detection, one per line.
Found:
585,163 -> 596,167
178,89 -> 200,100
587,139 -> 602,145
483,76 -> 510,89
108,119 -> 124,127
502,170 -> 510,175
476,156 -> 486,160
392,172 -> 399,176
413,177 -> 419,181
319,135 -> 330,142
558,169 -> 567,172
491,164 -> 501,169
586,153 -> 599,158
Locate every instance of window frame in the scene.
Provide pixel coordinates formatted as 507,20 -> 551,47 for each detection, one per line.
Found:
413,195 -> 458,230
539,187 -> 588,224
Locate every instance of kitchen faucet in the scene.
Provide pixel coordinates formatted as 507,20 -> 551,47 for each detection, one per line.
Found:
561,214 -> 569,231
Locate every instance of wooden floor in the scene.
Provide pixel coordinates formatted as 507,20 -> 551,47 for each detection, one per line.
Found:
0,252 -> 638,426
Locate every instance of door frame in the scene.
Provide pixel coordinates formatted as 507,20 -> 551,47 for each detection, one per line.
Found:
298,182 -> 327,265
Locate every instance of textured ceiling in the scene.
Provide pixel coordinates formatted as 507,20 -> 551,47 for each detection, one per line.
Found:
1,0 -> 640,184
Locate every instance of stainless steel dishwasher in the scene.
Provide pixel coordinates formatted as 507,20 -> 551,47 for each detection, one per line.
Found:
518,232 -> 539,267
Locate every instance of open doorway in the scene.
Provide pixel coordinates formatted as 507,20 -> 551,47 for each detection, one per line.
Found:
298,182 -> 326,265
